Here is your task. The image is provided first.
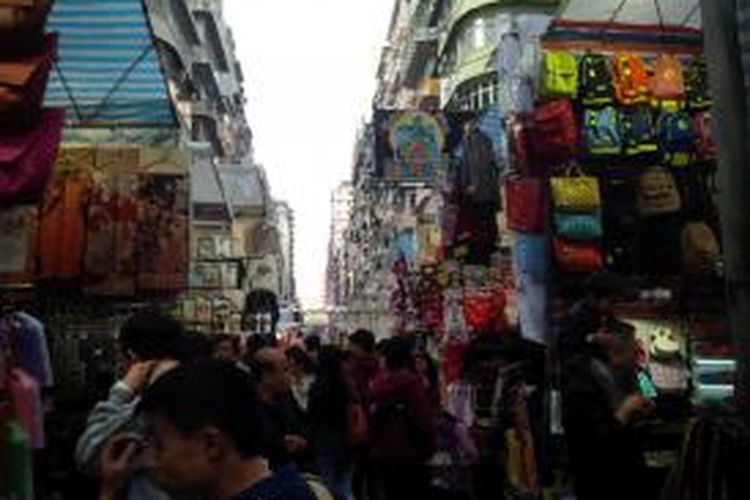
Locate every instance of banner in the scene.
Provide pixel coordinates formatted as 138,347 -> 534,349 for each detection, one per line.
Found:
374,110 -> 474,182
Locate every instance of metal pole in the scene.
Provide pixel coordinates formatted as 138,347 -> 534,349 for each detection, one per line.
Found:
700,0 -> 750,423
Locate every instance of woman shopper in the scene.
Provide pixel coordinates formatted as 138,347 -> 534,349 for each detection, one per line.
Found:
307,346 -> 358,500
368,336 -> 437,500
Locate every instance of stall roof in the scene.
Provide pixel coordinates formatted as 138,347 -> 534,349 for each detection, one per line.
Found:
561,0 -> 701,28
46,0 -> 176,128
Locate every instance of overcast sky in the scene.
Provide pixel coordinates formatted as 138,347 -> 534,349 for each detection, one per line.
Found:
224,0 -> 391,309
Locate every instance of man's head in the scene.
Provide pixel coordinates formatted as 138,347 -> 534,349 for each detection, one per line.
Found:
213,334 -> 242,363
119,309 -> 187,366
253,347 -> 292,399
348,329 -> 376,359
382,336 -> 415,372
591,321 -> 638,373
303,334 -> 322,361
138,361 -> 265,496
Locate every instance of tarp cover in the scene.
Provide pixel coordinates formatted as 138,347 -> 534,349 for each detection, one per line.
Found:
560,0 -> 701,28
46,0 -> 175,127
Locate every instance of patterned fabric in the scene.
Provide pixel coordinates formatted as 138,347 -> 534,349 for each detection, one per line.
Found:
38,173 -> 88,279
0,205 -> 37,282
84,170 -> 138,296
135,174 -> 188,291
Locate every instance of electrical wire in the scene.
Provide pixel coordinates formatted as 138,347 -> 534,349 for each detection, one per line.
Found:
680,2 -> 701,27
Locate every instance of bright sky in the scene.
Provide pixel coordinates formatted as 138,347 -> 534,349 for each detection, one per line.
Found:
224,0 -> 392,310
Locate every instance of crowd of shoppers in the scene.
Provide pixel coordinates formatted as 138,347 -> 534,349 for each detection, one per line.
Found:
76,311 -> 442,500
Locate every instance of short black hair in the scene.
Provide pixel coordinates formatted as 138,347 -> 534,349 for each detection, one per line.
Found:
304,334 -> 321,353
349,329 -> 376,353
286,345 -> 314,373
213,334 -> 241,353
139,360 -> 265,458
119,309 -> 187,360
383,336 -> 415,371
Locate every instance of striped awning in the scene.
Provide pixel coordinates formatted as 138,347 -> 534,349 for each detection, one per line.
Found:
45,0 -> 175,127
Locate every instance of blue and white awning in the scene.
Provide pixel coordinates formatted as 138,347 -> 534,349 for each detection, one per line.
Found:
45,0 -> 175,127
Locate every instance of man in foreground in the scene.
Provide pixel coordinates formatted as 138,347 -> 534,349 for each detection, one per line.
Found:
100,360 -> 317,500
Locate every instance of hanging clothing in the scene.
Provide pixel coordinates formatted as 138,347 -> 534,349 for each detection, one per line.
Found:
135,174 -> 188,291
5,420 -> 34,500
84,169 -> 138,296
38,172 -> 89,279
7,369 -> 44,449
454,128 -> 500,206
0,312 -> 54,389
0,205 -> 37,283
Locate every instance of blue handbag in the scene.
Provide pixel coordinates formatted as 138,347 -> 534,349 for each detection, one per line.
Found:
555,212 -> 603,240
513,234 -> 548,280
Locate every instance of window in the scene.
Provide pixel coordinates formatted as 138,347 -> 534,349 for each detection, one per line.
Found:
451,73 -> 499,112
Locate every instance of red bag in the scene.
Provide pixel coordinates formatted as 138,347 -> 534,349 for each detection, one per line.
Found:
463,287 -> 507,334
0,108 -> 64,202
505,176 -> 545,233
531,99 -> 578,165
693,111 -> 716,161
346,403 -> 369,446
553,238 -> 603,273
0,33 -> 56,129
508,114 -> 530,171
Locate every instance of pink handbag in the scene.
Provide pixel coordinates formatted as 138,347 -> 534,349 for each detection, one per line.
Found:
0,107 -> 64,202
0,33 -> 56,129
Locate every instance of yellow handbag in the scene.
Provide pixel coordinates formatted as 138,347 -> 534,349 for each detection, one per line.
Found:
550,168 -> 601,211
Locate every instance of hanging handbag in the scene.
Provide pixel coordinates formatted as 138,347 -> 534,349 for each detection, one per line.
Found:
650,54 -> 686,101
540,51 -> 578,98
530,99 -> 578,165
553,238 -> 603,272
636,166 -> 682,216
505,176 -> 544,233
681,221 -> 720,275
554,212 -> 603,240
0,33 -> 56,129
0,108 -> 65,203
0,0 -> 52,54
550,168 -> 601,211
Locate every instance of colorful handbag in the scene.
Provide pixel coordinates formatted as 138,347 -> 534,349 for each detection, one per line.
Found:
612,53 -> 649,105
0,108 -> 64,202
0,0 -> 52,54
550,169 -> 601,211
505,176 -> 545,233
540,51 -> 578,98
553,238 -> 603,272
554,212 -> 603,240
582,106 -> 622,156
636,166 -> 682,216
530,99 -> 578,165
650,54 -> 685,101
513,234 -> 548,280
0,33 -> 56,129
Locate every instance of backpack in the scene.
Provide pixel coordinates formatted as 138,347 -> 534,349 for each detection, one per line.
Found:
619,106 -> 657,155
693,111 -> 716,161
582,106 -> 622,156
682,221 -> 720,275
540,51 -> 578,98
685,56 -> 712,111
613,53 -> 649,105
531,99 -> 578,164
636,166 -> 682,216
650,54 -> 685,102
579,53 -> 614,105
657,111 -> 694,167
